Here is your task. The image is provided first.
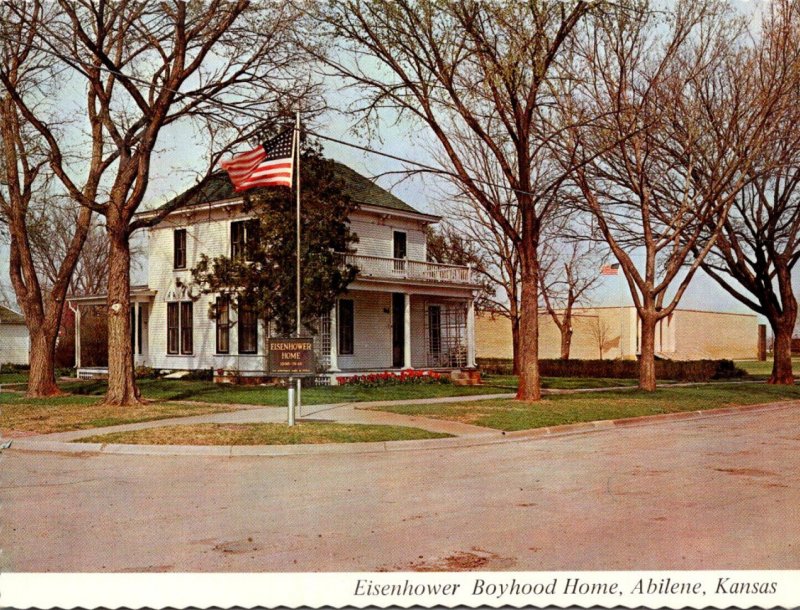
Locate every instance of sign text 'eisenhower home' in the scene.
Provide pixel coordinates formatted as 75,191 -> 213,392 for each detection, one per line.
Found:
268,338 -> 315,375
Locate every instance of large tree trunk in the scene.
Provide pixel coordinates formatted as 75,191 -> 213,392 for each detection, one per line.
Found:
638,312 -> 657,391
769,321 -> 795,385
104,227 -> 142,406
516,243 -> 541,401
26,326 -> 62,397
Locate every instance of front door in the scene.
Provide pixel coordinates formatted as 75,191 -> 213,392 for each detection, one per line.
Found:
392,293 -> 405,368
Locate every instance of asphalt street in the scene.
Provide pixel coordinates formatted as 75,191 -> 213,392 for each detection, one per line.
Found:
2,404 -> 799,572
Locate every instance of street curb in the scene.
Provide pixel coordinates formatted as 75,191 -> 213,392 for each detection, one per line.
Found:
4,399 -> 798,458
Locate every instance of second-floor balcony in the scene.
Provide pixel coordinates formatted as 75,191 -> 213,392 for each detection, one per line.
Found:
340,253 -> 477,286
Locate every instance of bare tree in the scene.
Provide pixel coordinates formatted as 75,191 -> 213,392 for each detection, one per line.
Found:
425,224 -> 494,309
1,1 -> 317,405
312,0 -> 596,400
539,232 -> 606,360
692,0 -> 800,384
0,281 -> 16,309
432,183 -> 522,371
22,203 -> 139,297
0,2 -> 93,396
588,315 -> 613,360
564,0 -> 777,390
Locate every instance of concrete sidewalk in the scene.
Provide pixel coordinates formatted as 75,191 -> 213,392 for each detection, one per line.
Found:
10,392 -> 513,445
5,391 -> 798,457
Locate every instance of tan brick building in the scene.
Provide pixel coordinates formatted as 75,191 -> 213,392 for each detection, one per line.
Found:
476,306 -> 760,361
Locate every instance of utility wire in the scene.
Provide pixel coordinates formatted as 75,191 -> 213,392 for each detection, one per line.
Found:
304,129 -> 537,199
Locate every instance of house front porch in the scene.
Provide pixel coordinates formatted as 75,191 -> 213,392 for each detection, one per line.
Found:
309,288 -> 476,384
66,275 -> 479,385
67,285 -> 156,379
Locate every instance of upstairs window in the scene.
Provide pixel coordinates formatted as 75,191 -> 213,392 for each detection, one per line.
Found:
393,230 -> 407,259
393,231 -> 407,272
231,219 -> 260,261
173,229 -> 187,269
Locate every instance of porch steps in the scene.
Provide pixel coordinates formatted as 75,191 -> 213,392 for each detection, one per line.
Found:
450,369 -> 482,386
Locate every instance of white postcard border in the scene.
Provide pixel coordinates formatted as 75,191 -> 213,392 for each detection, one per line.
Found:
1,570 -> 797,609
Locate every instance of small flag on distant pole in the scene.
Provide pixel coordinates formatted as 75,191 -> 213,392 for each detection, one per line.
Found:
220,129 -> 294,191
601,263 -> 620,276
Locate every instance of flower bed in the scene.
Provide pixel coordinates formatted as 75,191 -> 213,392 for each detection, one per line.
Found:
336,370 -> 451,387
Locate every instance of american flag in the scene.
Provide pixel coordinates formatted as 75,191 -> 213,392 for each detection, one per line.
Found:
220,129 -> 294,191
600,263 -> 620,276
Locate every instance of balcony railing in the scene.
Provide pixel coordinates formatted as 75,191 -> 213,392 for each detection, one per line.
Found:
340,253 -> 475,285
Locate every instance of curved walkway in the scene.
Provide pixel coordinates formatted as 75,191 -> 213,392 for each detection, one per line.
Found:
5,387 -> 798,457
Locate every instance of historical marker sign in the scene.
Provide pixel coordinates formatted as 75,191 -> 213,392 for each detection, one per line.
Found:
268,337 -> 315,376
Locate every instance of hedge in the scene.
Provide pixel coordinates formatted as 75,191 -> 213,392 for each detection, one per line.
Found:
477,357 -> 746,382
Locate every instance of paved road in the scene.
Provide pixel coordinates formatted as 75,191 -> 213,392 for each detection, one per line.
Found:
2,404 -> 799,572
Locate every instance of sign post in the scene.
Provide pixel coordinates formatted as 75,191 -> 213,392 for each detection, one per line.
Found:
269,337 -> 315,424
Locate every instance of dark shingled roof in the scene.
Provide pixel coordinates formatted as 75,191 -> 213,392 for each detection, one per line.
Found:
0,305 -> 25,325
154,160 -> 421,216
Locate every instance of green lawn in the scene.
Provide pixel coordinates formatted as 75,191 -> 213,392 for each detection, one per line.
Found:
0,372 -> 28,384
76,422 -> 451,445
60,375 -> 637,401
364,383 -> 800,432
483,374 -> 643,390
60,378 -> 506,405
0,367 -> 781,407
733,358 -> 800,377
0,392 -> 236,434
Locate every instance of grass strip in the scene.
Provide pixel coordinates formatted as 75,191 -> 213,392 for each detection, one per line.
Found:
0,373 -> 29,384
734,358 -> 800,378
75,422 -> 451,445
59,375 -> 637,403
60,378 -> 502,404
0,392 -> 235,434
364,383 -> 800,431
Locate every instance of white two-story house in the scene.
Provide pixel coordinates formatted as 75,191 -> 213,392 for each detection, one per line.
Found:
69,162 -> 481,383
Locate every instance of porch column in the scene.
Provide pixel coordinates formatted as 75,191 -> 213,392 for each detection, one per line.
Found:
73,305 -> 81,370
134,302 -> 141,361
329,303 -> 339,372
403,292 -> 412,369
466,296 -> 476,368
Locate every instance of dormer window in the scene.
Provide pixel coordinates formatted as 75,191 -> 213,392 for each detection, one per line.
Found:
173,229 -> 187,269
231,219 -> 259,260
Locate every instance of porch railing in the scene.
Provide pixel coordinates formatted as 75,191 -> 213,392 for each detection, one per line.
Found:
340,253 -> 475,284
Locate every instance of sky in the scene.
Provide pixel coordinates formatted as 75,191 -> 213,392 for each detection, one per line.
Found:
0,0 -> 769,322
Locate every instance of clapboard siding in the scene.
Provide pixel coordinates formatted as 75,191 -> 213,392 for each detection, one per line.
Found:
349,212 -> 427,261
141,204 -> 472,372
0,324 -> 30,365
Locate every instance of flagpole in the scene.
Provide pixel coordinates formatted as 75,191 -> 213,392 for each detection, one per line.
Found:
294,111 -> 302,421
295,111 -> 301,340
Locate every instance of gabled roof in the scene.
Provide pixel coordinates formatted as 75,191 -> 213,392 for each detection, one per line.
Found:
330,162 -> 417,213
0,305 -> 25,325
149,160 -> 424,218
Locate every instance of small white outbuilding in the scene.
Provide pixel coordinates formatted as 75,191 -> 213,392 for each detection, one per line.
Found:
0,305 -> 30,366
